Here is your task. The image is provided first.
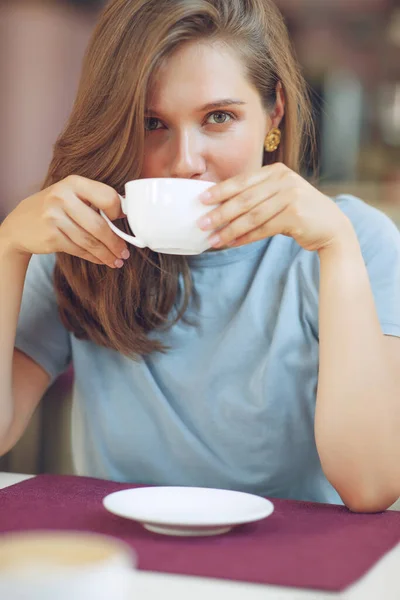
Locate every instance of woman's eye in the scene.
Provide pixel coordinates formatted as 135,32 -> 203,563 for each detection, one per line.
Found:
207,111 -> 233,125
144,117 -> 163,131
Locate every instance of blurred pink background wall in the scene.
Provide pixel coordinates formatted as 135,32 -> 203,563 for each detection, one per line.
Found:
0,0 -> 399,221
0,1 -> 98,220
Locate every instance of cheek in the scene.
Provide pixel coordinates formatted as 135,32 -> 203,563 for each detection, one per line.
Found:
140,143 -> 163,178
208,128 -> 264,180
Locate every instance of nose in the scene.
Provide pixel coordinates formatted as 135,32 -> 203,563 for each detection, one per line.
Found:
169,130 -> 206,179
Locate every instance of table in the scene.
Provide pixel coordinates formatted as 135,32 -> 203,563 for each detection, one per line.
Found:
1,472 -> 399,599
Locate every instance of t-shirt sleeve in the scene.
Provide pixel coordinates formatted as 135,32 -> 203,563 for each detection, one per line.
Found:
15,253 -> 72,382
337,195 -> 400,338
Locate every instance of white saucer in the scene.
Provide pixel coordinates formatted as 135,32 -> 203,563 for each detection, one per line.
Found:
103,486 -> 274,536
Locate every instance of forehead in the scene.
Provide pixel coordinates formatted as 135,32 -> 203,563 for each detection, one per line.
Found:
147,41 -> 258,110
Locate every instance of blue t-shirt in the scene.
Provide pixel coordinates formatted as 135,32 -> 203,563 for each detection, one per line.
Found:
15,195 -> 400,503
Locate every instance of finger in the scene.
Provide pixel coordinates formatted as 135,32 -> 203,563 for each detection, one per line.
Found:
61,175 -> 122,220
63,193 -> 129,260
229,208 -> 293,247
199,163 -> 286,205
88,202 -> 125,220
56,232 -> 106,265
198,179 -> 281,232
57,214 -> 124,269
208,192 -> 287,248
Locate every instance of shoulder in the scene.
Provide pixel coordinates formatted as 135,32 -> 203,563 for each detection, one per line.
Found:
24,253 -> 58,293
333,194 -> 400,260
280,194 -> 400,310
27,253 -> 57,276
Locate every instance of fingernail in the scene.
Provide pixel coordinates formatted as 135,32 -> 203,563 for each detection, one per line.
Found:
121,248 -> 130,259
197,216 -> 212,230
114,259 -> 124,268
208,234 -> 221,247
199,191 -> 211,203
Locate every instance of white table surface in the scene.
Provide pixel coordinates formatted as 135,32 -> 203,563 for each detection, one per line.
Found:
0,472 -> 399,600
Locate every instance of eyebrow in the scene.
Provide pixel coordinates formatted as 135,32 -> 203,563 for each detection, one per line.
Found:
145,99 -> 246,115
197,99 -> 246,111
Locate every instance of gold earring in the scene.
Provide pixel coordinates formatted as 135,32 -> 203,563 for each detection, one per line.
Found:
264,128 -> 281,152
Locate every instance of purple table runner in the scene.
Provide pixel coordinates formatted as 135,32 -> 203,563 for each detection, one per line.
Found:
1,474 -> 399,591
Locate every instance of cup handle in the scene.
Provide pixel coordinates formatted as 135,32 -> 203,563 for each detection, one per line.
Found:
100,195 -> 146,248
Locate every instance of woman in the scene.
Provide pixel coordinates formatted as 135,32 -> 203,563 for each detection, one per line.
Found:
1,0 -> 399,512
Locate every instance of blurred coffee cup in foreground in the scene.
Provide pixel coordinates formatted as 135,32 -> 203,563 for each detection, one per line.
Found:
0,530 -> 136,600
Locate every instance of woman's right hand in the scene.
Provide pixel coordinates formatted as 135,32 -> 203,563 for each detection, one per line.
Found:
1,175 -> 130,268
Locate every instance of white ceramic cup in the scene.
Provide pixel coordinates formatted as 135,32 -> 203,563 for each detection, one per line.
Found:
100,177 -> 215,255
0,531 -> 136,600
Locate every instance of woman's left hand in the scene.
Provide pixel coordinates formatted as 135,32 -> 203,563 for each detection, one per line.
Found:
197,163 -> 354,252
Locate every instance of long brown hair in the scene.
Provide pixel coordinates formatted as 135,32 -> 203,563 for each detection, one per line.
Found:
46,0 -> 314,358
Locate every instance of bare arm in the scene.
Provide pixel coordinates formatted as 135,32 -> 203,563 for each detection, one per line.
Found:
191,163 -> 400,512
0,175 -> 128,455
0,238 -> 50,455
315,229 -> 400,512
6,350 -> 50,456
